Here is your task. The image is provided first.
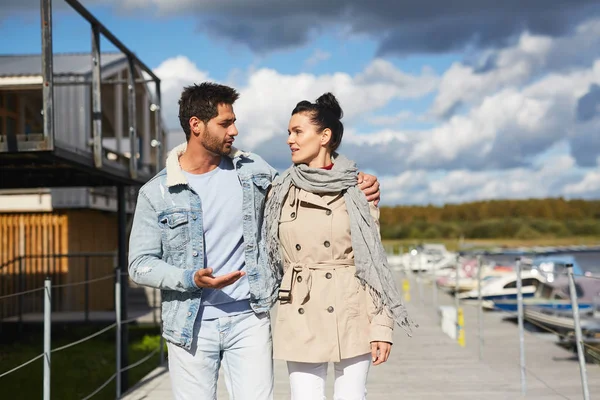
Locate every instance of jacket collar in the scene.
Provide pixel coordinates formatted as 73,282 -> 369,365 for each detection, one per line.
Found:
165,142 -> 250,188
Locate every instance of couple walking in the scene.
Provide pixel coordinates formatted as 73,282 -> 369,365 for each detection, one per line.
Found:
128,82 -> 414,400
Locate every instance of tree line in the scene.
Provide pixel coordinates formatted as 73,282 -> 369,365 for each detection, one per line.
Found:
379,198 -> 600,240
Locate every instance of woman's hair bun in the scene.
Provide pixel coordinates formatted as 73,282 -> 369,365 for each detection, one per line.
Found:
315,92 -> 343,120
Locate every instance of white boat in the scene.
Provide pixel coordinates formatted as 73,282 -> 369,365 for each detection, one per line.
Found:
438,267 -> 513,293
386,254 -> 405,270
458,270 -> 545,310
402,244 -> 457,272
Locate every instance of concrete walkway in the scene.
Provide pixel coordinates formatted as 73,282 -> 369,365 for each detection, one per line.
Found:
122,272 -> 600,399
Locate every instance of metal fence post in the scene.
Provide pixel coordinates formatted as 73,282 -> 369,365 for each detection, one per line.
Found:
566,264 -> 590,400
153,288 -> 157,326
127,57 -> 138,179
455,254 -> 465,347
154,80 -> 162,173
516,258 -> 527,396
433,257 -> 438,314
85,256 -> 90,323
454,254 -> 460,311
117,185 -> 129,393
41,0 -> 55,150
115,268 -> 122,399
477,255 -> 483,360
417,255 -> 423,305
91,23 -> 103,168
159,336 -> 165,366
18,257 -> 24,333
44,278 -> 51,400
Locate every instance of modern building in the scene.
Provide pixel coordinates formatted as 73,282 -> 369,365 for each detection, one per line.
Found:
0,50 -> 167,320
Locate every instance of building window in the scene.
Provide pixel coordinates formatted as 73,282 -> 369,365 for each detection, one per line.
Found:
6,117 -> 16,135
0,92 -> 21,136
5,93 -> 17,113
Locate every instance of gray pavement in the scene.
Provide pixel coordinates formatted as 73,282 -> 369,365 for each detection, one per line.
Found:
121,272 -> 600,399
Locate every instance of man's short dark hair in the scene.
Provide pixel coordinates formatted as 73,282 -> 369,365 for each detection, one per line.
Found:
178,82 -> 240,141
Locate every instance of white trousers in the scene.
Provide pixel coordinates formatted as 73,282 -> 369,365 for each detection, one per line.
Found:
287,354 -> 371,400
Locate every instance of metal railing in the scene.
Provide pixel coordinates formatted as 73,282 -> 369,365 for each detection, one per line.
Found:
0,252 -> 118,326
0,268 -> 165,399
39,0 -> 163,177
398,253 -> 598,399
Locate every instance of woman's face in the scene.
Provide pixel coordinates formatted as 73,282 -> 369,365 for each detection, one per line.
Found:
287,112 -> 328,166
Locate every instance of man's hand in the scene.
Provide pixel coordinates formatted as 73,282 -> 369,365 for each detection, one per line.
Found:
370,341 -> 392,365
194,268 -> 245,289
357,172 -> 381,206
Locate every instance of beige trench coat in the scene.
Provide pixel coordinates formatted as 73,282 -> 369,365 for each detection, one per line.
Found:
272,186 -> 394,363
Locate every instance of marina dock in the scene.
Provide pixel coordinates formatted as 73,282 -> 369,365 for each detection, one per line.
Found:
122,272 -> 600,400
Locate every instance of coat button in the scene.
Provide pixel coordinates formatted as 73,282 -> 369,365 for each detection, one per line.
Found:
298,308 -> 305,314
324,241 -> 330,248
296,244 -> 301,251
327,306 -> 334,313
291,212 -> 296,218
297,276 -> 303,283
325,272 -> 332,279
326,210 -> 332,216
192,250 -> 199,257
192,214 -> 197,220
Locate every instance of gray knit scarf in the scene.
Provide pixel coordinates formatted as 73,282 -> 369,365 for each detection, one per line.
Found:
264,154 -> 416,335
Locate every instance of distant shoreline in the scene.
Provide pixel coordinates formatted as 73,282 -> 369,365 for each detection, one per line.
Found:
382,236 -> 600,252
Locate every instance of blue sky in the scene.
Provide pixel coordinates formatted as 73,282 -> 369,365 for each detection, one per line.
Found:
1,1 -> 599,205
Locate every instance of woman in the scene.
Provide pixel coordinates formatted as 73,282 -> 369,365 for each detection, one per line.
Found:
264,93 -> 415,399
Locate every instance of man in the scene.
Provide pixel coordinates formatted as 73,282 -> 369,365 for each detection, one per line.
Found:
128,82 -> 381,400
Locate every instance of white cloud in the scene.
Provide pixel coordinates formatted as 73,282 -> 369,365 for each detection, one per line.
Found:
564,171 -> 600,196
152,52 -> 600,203
408,60 -> 600,170
234,59 -> 437,147
152,56 -> 210,138
379,154 -> 584,205
368,111 -> 415,126
151,57 -> 438,148
409,89 -> 552,168
146,24 -> 600,203
153,56 -> 438,150
344,128 -> 412,146
431,19 -> 600,118
304,49 -> 331,68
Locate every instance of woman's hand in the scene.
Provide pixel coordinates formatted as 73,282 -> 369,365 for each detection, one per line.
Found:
370,341 -> 392,365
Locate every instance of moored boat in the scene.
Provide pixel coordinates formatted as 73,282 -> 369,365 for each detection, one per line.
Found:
492,276 -> 600,312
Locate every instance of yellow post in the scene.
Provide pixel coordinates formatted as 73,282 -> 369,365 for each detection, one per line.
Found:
457,307 -> 466,347
402,278 -> 411,302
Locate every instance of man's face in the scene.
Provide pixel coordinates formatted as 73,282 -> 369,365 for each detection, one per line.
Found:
193,103 -> 238,156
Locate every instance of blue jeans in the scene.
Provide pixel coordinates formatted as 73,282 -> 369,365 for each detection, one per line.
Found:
167,311 -> 274,400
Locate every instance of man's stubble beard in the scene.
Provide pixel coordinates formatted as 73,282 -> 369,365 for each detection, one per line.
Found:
200,127 -> 231,156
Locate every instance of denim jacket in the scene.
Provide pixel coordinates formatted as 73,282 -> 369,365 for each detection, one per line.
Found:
128,142 -> 279,349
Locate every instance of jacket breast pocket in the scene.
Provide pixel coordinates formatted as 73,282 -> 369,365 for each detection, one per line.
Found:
159,211 -> 190,251
252,174 -> 272,216
252,174 -> 271,191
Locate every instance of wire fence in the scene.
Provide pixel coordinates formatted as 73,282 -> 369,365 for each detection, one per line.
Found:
0,252 -> 120,323
0,269 -> 165,400
400,253 -> 599,399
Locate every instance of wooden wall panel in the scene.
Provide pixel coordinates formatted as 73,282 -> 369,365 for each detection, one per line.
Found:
0,211 -> 117,320
0,213 -> 68,318
66,210 -> 117,313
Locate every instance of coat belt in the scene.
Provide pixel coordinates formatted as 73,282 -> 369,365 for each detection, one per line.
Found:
278,259 -> 354,304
